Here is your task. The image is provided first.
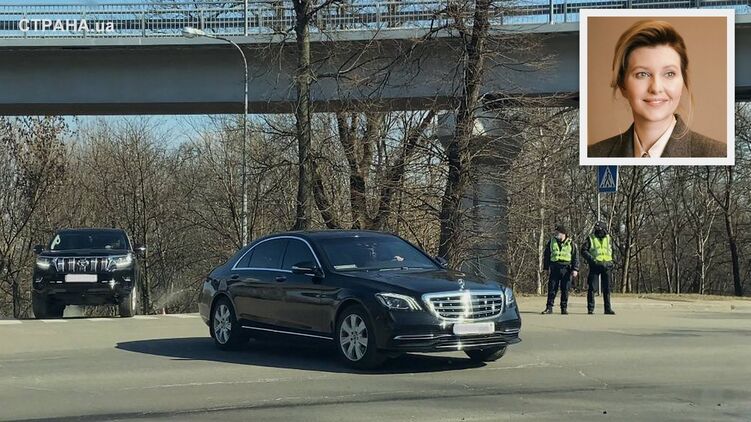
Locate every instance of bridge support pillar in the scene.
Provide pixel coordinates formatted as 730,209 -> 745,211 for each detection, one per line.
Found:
436,111 -> 521,283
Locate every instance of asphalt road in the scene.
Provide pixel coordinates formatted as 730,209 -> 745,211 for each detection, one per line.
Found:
1,298 -> 750,422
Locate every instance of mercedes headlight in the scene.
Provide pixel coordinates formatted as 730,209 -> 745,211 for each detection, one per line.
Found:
35,257 -> 52,270
109,254 -> 133,270
375,293 -> 422,311
504,286 -> 515,307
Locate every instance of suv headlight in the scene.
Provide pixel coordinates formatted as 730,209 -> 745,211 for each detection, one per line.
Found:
504,286 -> 515,307
375,293 -> 422,311
35,257 -> 52,270
109,254 -> 133,270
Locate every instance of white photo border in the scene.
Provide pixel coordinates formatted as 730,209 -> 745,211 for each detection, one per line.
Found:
579,8 -> 735,166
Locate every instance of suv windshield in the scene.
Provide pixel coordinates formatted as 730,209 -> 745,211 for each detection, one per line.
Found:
49,231 -> 129,251
318,236 -> 438,272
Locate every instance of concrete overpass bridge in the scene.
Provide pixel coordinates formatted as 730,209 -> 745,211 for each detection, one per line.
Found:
1,0 -> 747,280
0,0 -> 749,115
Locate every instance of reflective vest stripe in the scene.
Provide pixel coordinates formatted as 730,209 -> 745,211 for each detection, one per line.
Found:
550,238 -> 572,263
589,235 -> 612,263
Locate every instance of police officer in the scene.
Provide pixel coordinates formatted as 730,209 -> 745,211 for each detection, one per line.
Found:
582,221 -> 616,315
542,224 -> 579,315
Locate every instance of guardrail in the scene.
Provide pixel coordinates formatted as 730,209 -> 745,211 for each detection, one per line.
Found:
0,0 -> 747,38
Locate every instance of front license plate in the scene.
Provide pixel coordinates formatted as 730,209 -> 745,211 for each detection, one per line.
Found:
64,274 -> 98,283
453,322 -> 495,336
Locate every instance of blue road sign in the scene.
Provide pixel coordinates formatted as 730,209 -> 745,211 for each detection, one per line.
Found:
598,166 -> 618,193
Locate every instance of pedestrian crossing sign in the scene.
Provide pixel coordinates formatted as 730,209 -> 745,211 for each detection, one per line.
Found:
597,166 -> 618,193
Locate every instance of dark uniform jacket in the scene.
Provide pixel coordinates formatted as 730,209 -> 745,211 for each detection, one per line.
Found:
543,237 -> 579,272
588,115 -> 726,158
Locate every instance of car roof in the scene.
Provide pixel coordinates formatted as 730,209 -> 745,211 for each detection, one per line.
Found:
56,228 -> 127,234
260,230 -> 399,241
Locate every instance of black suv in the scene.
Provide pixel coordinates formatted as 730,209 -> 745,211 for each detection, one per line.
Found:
32,228 -> 144,318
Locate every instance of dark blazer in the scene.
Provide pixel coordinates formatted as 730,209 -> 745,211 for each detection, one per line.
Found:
588,115 -> 726,158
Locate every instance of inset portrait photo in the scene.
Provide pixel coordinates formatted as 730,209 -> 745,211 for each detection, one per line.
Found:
580,9 -> 735,166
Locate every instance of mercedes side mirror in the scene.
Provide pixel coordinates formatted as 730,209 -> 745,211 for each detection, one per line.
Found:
434,256 -> 449,268
33,245 -> 44,254
134,244 -> 147,254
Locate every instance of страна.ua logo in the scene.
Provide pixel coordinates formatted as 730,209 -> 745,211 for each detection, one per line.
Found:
18,19 -> 115,33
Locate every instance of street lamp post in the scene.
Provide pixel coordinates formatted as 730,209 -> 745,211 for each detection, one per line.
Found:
183,27 -> 249,246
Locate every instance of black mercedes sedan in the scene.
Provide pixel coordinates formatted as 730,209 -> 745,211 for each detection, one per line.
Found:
198,230 -> 521,369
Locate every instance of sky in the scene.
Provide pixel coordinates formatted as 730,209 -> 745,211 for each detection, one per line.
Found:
63,115 -> 199,148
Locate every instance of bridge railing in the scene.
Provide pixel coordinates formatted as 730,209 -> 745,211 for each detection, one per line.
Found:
0,0 -> 747,38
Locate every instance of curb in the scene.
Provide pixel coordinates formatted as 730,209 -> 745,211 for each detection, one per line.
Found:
516,297 -> 751,313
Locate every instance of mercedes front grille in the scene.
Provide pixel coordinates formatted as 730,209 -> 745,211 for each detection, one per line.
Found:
423,290 -> 504,321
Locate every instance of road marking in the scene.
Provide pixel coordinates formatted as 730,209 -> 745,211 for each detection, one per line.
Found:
120,375 -> 333,391
23,386 -> 56,392
486,362 -> 556,371
0,315 -> 198,324
1,315 -> 201,324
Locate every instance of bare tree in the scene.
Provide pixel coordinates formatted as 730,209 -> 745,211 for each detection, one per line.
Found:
706,166 -> 744,296
437,0 -> 492,265
0,117 -> 67,317
679,168 -> 720,294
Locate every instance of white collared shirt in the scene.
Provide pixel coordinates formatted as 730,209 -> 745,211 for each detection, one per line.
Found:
633,116 -> 677,158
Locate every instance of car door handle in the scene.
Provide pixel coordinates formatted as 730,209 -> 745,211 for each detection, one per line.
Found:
275,276 -> 287,282
230,274 -> 240,280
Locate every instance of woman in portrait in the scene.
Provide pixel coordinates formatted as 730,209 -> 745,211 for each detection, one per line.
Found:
588,20 -> 725,158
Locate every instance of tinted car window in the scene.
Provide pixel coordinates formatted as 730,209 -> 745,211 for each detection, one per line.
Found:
281,239 -> 316,270
235,249 -> 254,268
248,238 -> 287,269
50,231 -> 129,250
318,236 -> 438,271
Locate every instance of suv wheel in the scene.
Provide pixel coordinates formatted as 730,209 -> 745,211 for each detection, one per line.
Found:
465,345 -> 507,362
32,293 -> 64,319
32,292 -> 48,319
118,284 -> 138,317
211,298 -> 249,350
335,305 -> 385,369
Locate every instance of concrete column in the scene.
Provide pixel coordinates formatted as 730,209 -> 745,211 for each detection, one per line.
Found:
436,110 -> 521,282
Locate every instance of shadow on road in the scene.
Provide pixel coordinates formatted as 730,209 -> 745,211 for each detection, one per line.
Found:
116,337 -> 485,374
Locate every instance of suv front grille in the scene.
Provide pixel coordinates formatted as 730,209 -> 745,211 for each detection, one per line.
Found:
53,257 -> 111,273
423,290 -> 504,321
